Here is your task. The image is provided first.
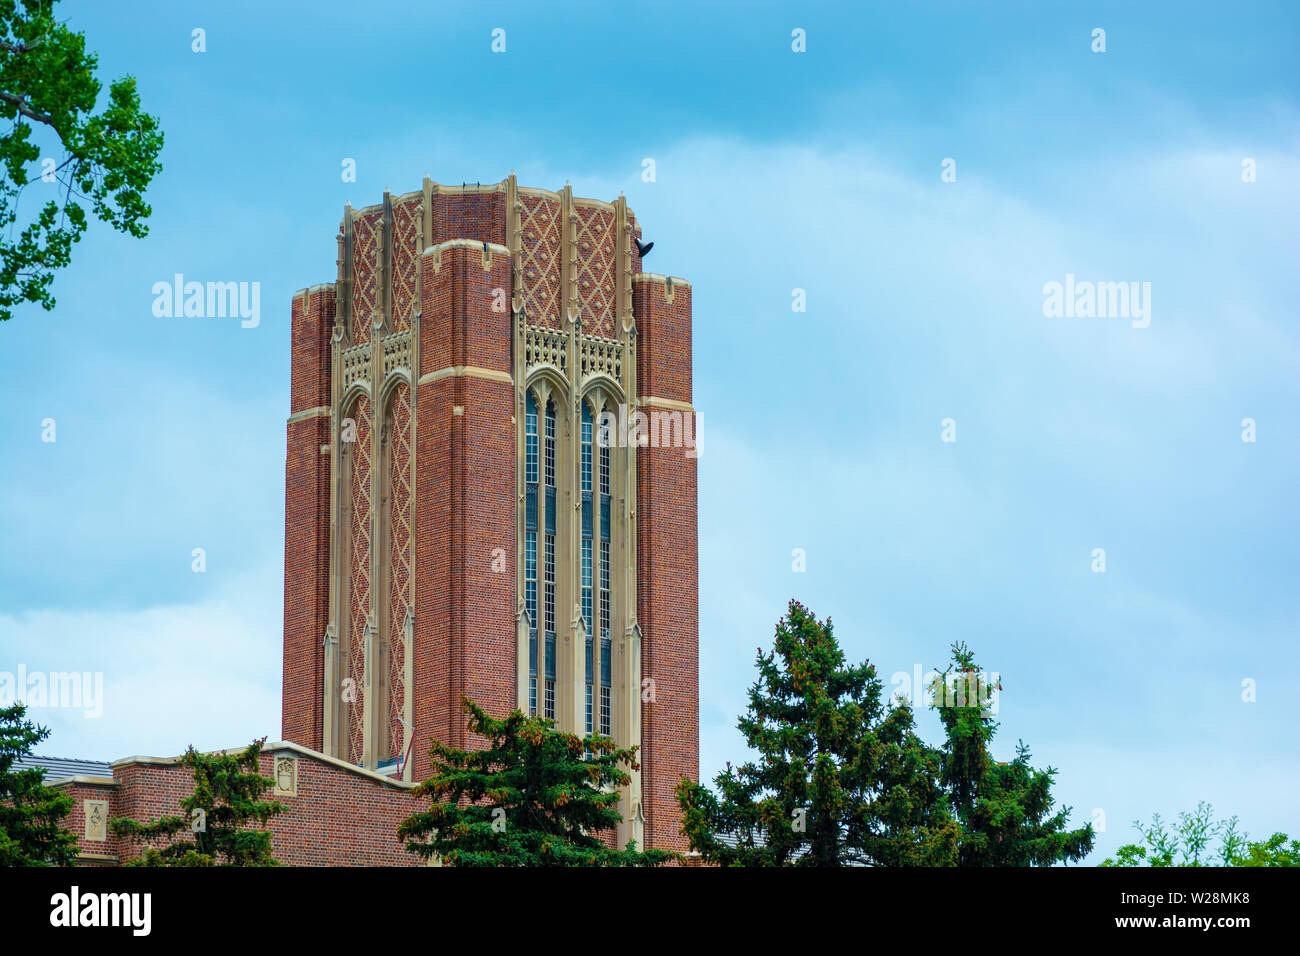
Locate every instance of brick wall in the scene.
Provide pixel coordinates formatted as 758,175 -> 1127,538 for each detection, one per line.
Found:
282,285 -> 334,751
431,189 -> 506,247
54,747 -> 426,867
633,276 -> 699,854
414,242 -> 515,760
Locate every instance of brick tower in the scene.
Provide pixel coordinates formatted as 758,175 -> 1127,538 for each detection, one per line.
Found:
282,175 -> 698,852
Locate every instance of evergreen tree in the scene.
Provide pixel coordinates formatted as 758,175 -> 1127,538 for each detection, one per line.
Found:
0,703 -> 77,865
930,642 -> 1093,866
110,738 -> 283,866
677,600 -> 959,866
0,0 -> 164,321
398,698 -> 673,867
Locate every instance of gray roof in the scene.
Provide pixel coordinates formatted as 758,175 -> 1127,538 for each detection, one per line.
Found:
12,755 -> 113,780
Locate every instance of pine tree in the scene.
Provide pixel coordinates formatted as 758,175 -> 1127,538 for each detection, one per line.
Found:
677,600 -> 959,866
0,703 -> 77,865
398,698 -> 673,867
930,642 -> 1093,866
110,738 -> 283,866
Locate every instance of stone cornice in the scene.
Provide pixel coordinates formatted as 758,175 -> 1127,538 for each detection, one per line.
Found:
418,365 -> 513,386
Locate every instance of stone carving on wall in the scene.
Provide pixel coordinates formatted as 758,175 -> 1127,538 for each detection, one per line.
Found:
274,755 -> 298,796
84,799 -> 108,842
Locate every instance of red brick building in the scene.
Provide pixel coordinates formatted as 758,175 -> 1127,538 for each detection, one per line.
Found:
27,175 -> 699,866
20,747 -> 426,866
283,174 -> 699,855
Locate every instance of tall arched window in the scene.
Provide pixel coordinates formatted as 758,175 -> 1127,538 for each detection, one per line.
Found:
525,393 -> 538,715
525,393 -> 539,484
544,400 -> 557,720
598,411 -> 612,737
581,402 -> 594,734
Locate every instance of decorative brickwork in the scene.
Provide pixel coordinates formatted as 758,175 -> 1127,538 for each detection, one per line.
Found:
350,208 -> 382,344
390,192 -> 422,329
384,382 -> 414,762
519,192 -> 563,328
343,395 -> 372,766
574,202 -> 617,338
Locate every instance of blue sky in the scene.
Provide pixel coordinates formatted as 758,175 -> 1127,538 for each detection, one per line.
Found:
1,0 -> 1297,863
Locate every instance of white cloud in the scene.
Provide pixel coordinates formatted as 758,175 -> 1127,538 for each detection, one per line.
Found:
0,562 -> 282,761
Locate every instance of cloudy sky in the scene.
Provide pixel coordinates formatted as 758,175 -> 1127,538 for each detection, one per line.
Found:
1,0 -> 1296,862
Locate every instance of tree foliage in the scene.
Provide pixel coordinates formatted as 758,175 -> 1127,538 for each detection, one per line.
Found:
678,604 -> 1095,867
398,698 -> 673,867
930,642 -> 1094,866
677,600 -> 960,866
0,0 -> 163,321
0,702 -> 77,865
110,738 -> 282,866
1100,801 -> 1298,867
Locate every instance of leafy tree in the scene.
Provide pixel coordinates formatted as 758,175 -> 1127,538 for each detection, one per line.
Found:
0,0 -> 163,321
930,642 -> 1093,866
1230,832 -> 1300,867
110,738 -> 282,866
398,698 -> 673,867
677,600 -> 959,866
0,703 -> 77,865
1101,802 -> 1298,867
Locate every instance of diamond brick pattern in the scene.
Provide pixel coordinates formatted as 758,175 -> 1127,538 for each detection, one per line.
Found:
390,194 -> 420,330
351,209 -> 381,344
520,193 -> 562,327
386,383 -> 413,762
575,205 -> 616,338
345,397 -> 373,765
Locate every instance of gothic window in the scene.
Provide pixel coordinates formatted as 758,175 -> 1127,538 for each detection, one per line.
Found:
544,631 -> 556,720
600,540 -> 612,737
519,387 -> 622,741
600,541 -> 611,640
525,394 -> 538,484
581,540 -> 594,638
525,392 -> 540,718
524,534 -> 537,642
581,405 -> 593,494
580,400 -> 595,736
544,401 -> 556,488
582,535 -> 593,733
544,534 -> 555,634
599,437 -> 610,497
